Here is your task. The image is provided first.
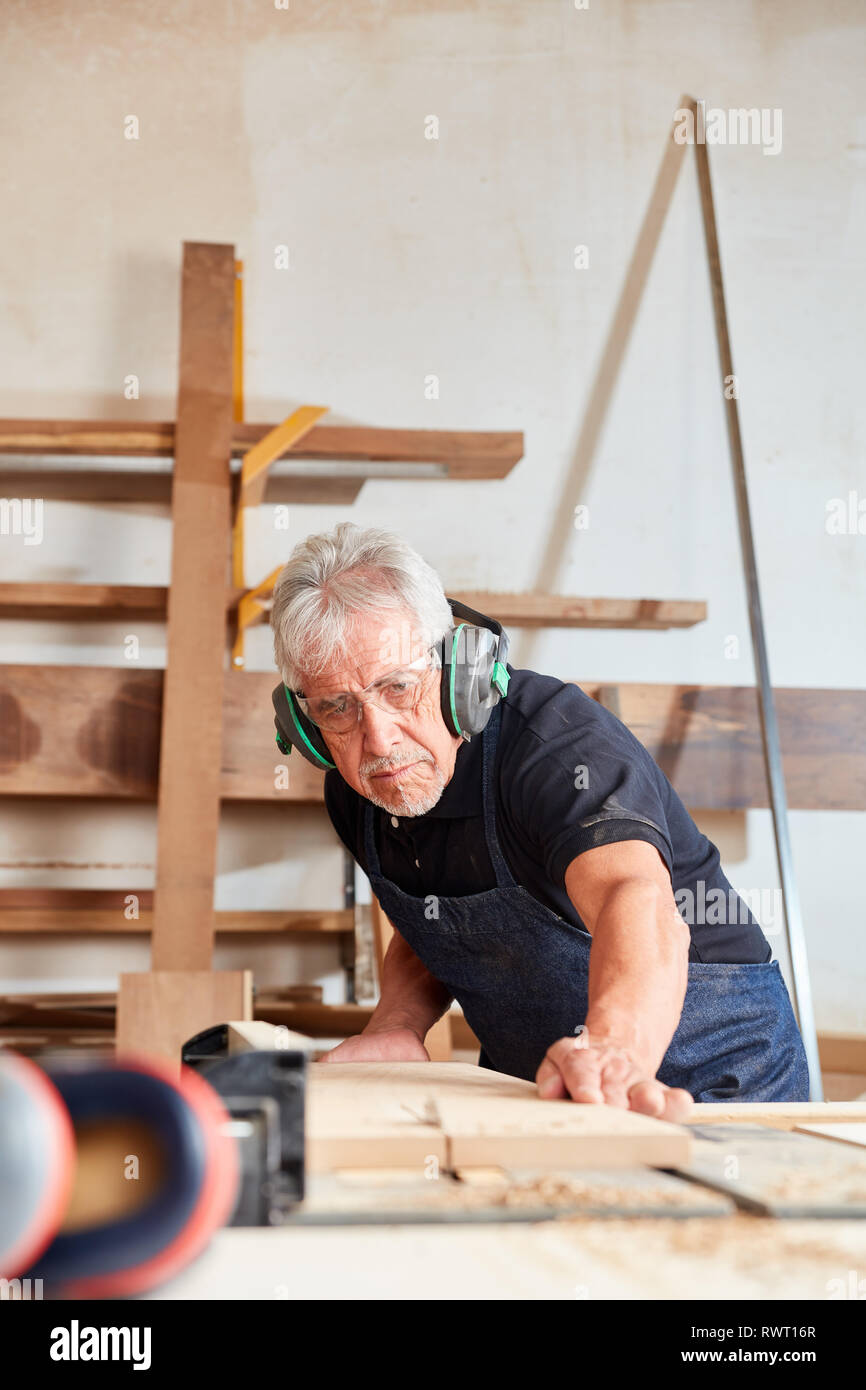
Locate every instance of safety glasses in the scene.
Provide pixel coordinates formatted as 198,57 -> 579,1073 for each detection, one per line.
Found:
294,645 -> 442,733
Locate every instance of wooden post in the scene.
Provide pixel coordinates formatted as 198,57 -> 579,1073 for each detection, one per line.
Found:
153,241 -> 235,969
117,242 -> 250,1066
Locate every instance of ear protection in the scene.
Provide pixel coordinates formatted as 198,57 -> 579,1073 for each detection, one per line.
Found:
271,597 -> 511,771
2,1051 -> 239,1299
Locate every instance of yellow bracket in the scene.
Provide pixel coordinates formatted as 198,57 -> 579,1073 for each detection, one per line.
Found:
233,260 -> 244,423
231,404 -> 329,592
231,566 -> 283,669
230,404 -> 329,666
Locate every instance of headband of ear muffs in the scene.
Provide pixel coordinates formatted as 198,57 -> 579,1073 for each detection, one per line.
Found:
7,1054 -> 239,1300
271,597 -> 510,771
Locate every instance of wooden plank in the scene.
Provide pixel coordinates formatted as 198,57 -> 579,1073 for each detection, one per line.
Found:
688,1100 -> 866,1131
580,681 -> 866,812
152,241 -> 236,971
0,584 -> 706,632
436,1094 -> 691,1170
0,419 -> 523,478
116,969 -> 252,1072
0,583 -> 168,621
0,903 -> 353,935
2,666 -> 864,810
0,468 -> 363,506
307,1063 -> 449,1172
307,1062 -> 691,1172
454,593 -> 707,629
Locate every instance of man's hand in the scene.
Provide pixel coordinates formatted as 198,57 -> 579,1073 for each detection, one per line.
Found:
317,1026 -> 431,1064
536,1032 -> 693,1121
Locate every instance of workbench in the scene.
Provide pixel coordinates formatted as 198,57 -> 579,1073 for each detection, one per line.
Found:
147,1063 -> 866,1299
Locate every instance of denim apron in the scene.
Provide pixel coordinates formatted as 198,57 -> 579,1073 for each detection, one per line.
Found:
364,701 -> 811,1102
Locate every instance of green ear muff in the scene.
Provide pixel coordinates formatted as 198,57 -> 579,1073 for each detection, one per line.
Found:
440,600 -> 510,739
272,684 -> 335,771
271,598 -> 509,767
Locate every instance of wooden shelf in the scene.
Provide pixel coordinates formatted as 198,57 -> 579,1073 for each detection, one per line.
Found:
0,891 -> 353,935
0,419 -> 524,497
0,583 -> 168,621
0,582 -> 706,630
453,592 -> 706,629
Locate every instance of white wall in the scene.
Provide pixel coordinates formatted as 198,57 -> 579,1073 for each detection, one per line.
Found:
1,0 -> 864,1029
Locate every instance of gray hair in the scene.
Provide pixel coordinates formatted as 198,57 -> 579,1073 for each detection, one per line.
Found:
271,522 -> 454,690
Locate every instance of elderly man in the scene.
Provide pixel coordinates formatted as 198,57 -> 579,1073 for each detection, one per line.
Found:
270,523 -> 809,1116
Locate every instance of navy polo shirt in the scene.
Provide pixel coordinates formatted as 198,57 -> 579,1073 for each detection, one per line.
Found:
324,664 -> 773,965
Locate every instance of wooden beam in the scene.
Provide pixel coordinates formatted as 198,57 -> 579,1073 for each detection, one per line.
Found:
0,468 -> 364,506
152,241 -> 236,971
0,419 -> 523,478
0,583 -> 168,621
687,1101 -> 866,1130
0,893 -> 353,935
582,681 -> 866,813
452,593 -> 707,629
0,584 -> 705,631
1,666 -> 863,810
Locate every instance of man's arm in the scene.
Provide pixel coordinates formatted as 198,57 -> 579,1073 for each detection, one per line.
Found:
535,839 -> 694,1118
318,924 -> 453,1064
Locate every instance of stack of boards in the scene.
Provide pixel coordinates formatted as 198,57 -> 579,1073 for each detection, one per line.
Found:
306,1062 -> 692,1171
300,1062 -> 866,1223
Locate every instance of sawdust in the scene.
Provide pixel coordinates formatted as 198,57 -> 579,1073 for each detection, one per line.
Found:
556,1210 -> 861,1270
758,1162 -> 866,1203
495,1175 -> 702,1210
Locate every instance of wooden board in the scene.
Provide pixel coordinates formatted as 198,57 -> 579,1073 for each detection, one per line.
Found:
580,682 -> 866,812
0,418 -> 524,477
307,1064 -> 447,1172
688,1101 -> 866,1131
152,241 -> 236,970
455,593 -> 706,629
3,666 -> 863,810
306,1062 -> 691,1173
436,1093 -> 691,1170
0,892 -> 352,936
116,969 -> 252,1073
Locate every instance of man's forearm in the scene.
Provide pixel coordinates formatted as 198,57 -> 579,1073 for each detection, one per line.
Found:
366,927 -> 453,1039
584,880 -> 690,1075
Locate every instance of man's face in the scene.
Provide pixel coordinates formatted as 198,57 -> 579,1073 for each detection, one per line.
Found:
299,608 -> 463,816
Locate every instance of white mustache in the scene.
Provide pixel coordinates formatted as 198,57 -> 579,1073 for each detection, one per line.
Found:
361,751 -> 433,777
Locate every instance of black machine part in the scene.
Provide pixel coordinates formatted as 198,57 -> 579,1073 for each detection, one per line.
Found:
182,1029 -> 306,1224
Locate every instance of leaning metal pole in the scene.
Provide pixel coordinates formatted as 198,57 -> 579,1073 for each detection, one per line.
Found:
689,97 -> 823,1099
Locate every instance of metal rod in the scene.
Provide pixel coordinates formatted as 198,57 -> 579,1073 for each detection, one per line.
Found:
690,99 -> 823,1098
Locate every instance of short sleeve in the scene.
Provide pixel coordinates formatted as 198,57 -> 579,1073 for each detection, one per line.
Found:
502,683 -> 674,887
